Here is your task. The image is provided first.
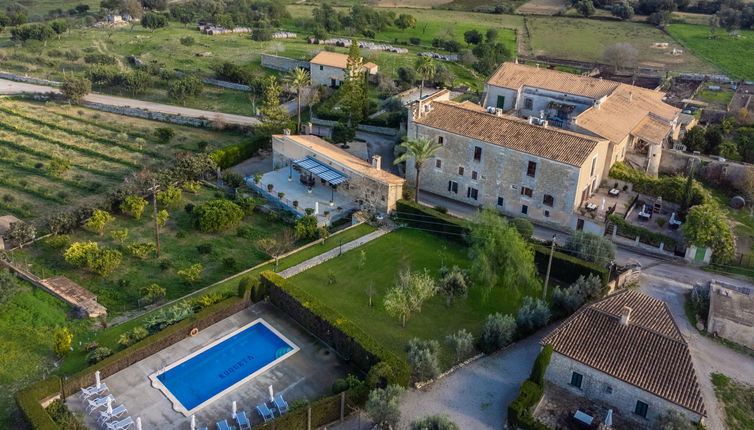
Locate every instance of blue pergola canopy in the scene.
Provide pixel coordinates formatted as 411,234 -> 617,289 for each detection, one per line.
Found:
293,156 -> 349,186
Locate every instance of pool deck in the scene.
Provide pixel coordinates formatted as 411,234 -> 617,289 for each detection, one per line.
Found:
67,303 -> 351,429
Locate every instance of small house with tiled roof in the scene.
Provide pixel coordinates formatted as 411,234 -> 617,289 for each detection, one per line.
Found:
309,51 -> 378,88
407,90 -> 610,232
482,62 -> 682,177
541,289 -> 706,427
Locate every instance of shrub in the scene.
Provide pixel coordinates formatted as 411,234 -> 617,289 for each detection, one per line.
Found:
84,209 -> 114,235
46,399 -> 86,429
177,263 -> 203,283
445,329 -> 474,364
183,180 -> 200,193
157,185 -> 182,208
294,215 -> 318,239
607,214 -> 677,249
53,327 -> 73,358
516,297 -> 551,335
64,241 -> 122,275
45,234 -> 71,249
86,347 -> 112,364
154,127 -> 176,143
120,195 -> 148,220
409,37 -> 421,45
236,197 -> 261,215
222,257 -> 237,270
410,415 -> 460,430
179,36 -> 195,46
529,344 -> 552,386
438,265 -> 469,307
512,217 -> 534,239
143,301 -> 194,332
223,171 -> 245,188
365,385 -> 406,430
609,162 -> 707,207
117,327 -> 148,349
128,241 -> 156,259
193,200 -> 244,232
480,313 -> 516,353
406,338 -> 440,381
196,243 -> 213,254
194,292 -> 225,310
109,229 -> 129,245
209,137 -> 266,169
238,276 -> 262,302
140,283 -> 166,305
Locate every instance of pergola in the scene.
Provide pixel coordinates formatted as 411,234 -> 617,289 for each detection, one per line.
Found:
291,156 -> 349,203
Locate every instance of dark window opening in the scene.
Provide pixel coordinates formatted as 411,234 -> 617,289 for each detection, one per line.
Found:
497,197 -> 504,206
524,98 -> 534,110
543,194 -> 554,207
473,146 -> 482,162
521,187 -> 533,198
458,166 -> 465,176
634,401 -> 648,418
435,159 -> 442,169
467,187 -> 478,200
471,171 -> 478,180
448,181 -> 458,194
570,372 -> 583,389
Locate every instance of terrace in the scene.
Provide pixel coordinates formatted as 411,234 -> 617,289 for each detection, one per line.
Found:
66,302 -> 349,429
579,185 -> 635,223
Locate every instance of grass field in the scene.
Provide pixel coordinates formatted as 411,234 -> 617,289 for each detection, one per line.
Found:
712,373 -> 754,430
527,16 -> 718,72
289,228 -> 542,368
666,24 -> 754,79
0,99 -> 249,221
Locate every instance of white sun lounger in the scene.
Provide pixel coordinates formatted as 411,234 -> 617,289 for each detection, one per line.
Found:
98,404 -> 127,424
86,395 -> 115,414
105,416 -> 134,430
256,403 -> 274,422
273,395 -> 289,415
80,384 -> 108,400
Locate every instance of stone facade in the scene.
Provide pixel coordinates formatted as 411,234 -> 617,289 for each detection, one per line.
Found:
272,135 -> 403,214
406,116 -> 608,230
260,54 -> 309,73
706,282 -> 754,350
546,352 -> 704,427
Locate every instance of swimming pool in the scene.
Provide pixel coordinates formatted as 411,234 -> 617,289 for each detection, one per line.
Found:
149,319 -> 298,415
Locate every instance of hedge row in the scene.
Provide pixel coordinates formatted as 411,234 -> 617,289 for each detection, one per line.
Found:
255,392 -> 346,430
0,138 -> 122,180
608,214 -> 678,249
0,175 -> 66,204
508,345 -> 553,430
260,271 -> 411,387
51,111 -> 152,141
210,136 -> 266,169
0,122 -> 139,168
609,162 -> 707,206
18,295 -> 250,429
395,200 -> 608,285
0,106 -> 166,159
0,158 -> 91,192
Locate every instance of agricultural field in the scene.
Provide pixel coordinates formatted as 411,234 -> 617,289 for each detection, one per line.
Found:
526,16 -> 719,72
290,228 -> 542,368
0,99 -> 250,221
666,24 -> 754,79
712,373 -> 754,430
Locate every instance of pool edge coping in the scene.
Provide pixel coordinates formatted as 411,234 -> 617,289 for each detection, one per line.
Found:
148,318 -> 300,417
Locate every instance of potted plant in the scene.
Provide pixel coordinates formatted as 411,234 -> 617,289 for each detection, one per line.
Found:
307,186 -> 312,194
253,174 -> 262,184
278,192 -> 285,199
267,183 -> 274,192
293,200 -> 299,209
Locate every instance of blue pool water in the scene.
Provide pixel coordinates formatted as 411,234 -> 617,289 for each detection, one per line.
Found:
157,322 -> 294,411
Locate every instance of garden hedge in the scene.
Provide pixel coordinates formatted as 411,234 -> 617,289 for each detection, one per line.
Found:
608,214 -> 678,249
396,200 -> 608,285
507,345 -> 553,430
255,392 -> 347,430
17,294 -> 250,429
609,162 -> 708,206
261,271 -> 411,387
210,136 -> 266,169
528,344 -> 552,386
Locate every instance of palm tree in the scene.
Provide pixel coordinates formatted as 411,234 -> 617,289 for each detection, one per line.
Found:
286,68 -> 310,133
415,55 -> 436,101
394,136 -> 442,203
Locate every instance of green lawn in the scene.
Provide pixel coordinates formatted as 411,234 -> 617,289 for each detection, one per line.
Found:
667,24 -> 754,79
712,373 -> 754,430
289,228 -> 542,367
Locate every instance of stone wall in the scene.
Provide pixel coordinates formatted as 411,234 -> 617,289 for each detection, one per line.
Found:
545,353 -> 704,427
660,149 -> 754,192
202,78 -> 250,91
260,54 -> 309,73
310,116 -> 399,136
0,71 -> 61,87
82,101 -> 212,127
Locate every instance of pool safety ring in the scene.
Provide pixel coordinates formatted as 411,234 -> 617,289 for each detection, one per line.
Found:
190,328 -> 199,337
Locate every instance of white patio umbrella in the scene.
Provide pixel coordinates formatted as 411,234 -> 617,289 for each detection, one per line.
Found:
106,396 -> 113,414
136,417 -> 142,430
191,415 -> 196,430
95,371 -> 101,389
232,401 -> 237,419
605,409 -> 613,427
601,198 -> 606,211
268,385 -> 274,402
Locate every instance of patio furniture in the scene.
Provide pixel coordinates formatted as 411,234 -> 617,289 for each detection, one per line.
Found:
215,420 -> 231,430
273,395 -> 289,415
257,404 -> 275,422
586,203 -> 598,211
638,205 -> 652,221
235,411 -> 251,430
80,383 -> 108,400
98,404 -> 127,424
86,395 -> 115,414
609,188 -> 620,197
105,416 -> 134,430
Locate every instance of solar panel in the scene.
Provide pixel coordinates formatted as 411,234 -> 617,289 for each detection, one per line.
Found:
293,156 -> 349,185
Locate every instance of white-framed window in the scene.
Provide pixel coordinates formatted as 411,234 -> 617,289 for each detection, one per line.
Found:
458,166 -> 465,176
438,136 -> 444,145
521,187 -> 533,198
471,170 -> 478,181
435,159 -> 443,170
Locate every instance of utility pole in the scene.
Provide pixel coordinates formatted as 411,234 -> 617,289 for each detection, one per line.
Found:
543,234 -> 556,300
150,182 -> 161,257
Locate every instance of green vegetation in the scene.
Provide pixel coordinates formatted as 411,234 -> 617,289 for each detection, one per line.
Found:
712,373 -> 754,430
667,24 -> 754,79
289,228 -> 541,367
508,344 -> 552,430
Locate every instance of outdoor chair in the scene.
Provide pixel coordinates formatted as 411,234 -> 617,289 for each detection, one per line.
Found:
97,404 -> 127,424
86,395 -> 115,414
256,403 -> 275,422
273,395 -> 289,415
104,416 -> 134,430
80,384 -> 108,400
216,419 -> 231,430
235,411 -> 251,430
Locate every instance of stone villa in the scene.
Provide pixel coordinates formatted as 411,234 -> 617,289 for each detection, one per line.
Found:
541,289 -> 706,428
309,51 -> 378,88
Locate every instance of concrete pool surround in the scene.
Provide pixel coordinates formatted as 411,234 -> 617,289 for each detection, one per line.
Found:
148,318 -> 299,416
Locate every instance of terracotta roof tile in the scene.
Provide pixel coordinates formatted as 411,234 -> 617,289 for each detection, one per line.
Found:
487,62 -> 620,99
542,290 -> 706,416
414,101 -> 604,166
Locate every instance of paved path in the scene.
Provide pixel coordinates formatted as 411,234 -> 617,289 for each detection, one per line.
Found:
0,78 -> 260,126
277,228 -> 390,278
333,329 -> 550,430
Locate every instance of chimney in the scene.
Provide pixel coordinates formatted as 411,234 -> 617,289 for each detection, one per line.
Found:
619,306 -> 632,325
371,155 -> 382,170
627,91 -> 633,102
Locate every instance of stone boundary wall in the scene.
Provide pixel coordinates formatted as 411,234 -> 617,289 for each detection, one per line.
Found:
260,54 -> 309,73
0,71 -> 61,87
202,78 -> 250,91
310,116 -> 399,136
